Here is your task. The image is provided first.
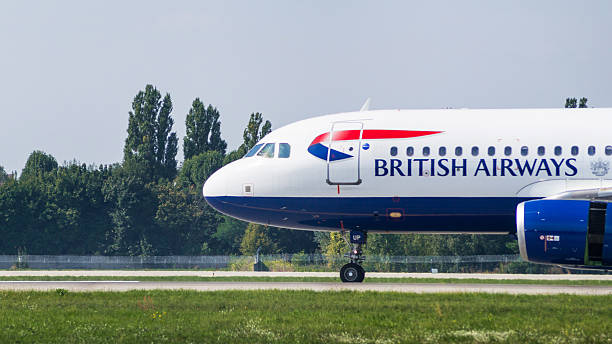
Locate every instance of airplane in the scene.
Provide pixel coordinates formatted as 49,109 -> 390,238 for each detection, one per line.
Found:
203,104 -> 612,282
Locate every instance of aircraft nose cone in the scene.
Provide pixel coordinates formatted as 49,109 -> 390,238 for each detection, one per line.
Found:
202,169 -> 227,209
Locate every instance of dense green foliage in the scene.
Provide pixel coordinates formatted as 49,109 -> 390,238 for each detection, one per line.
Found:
222,112 -> 273,165
124,85 -> 178,182
0,161 -> 112,254
0,166 -> 7,184
242,112 -> 272,151
565,97 -> 588,108
183,98 -> 227,159
314,231 -> 516,262
0,85 -> 316,256
0,290 -> 609,343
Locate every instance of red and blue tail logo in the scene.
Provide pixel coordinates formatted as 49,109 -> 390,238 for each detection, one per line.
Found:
307,129 -> 442,161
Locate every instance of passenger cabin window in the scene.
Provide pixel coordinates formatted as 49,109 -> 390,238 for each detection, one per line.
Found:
571,146 -> 579,156
390,146 -> 398,156
606,146 -> 612,156
471,146 -> 479,156
504,146 -> 512,156
279,143 -> 291,158
554,146 -> 562,156
406,147 -> 414,156
455,147 -> 462,156
257,143 -> 275,158
245,143 -> 264,157
422,147 -> 430,156
588,146 -> 596,156
487,146 -> 495,156
521,146 -> 528,156
438,147 -> 446,156
537,146 -> 545,156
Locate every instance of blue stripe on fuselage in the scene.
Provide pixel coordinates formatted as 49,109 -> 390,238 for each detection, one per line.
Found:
205,196 -> 534,233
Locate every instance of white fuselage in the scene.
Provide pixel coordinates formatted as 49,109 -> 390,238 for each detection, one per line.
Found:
204,108 -> 612,234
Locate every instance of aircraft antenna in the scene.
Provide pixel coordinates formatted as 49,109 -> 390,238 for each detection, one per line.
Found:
359,98 -> 371,112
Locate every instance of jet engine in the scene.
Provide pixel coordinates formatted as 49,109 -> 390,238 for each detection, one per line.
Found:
516,199 -> 612,269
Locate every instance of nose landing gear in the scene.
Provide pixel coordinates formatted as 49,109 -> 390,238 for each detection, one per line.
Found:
340,230 -> 367,283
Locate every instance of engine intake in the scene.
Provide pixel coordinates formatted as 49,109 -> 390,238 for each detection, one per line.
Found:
516,199 -> 612,268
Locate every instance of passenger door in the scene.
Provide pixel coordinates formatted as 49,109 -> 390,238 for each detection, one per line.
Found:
326,121 -> 363,185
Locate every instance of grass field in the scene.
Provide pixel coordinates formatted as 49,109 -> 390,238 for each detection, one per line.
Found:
0,290 -> 610,343
1,275 -> 612,286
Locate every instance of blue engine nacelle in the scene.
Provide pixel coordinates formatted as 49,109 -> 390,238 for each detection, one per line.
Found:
516,199 -> 612,268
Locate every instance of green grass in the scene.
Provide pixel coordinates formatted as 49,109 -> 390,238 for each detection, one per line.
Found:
0,290 -> 610,343
1,275 -> 612,286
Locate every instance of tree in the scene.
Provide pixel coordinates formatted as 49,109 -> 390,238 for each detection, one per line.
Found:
42,163 -> 113,254
0,175 -> 24,253
365,234 -> 515,257
268,227 -> 317,253
0,159 -> 114,255
102,166 -> 158,256
240,223 -> 278,255
0,165 -> 7,184
222,149 -> 247,166
243,112 -> 272,151
153,182 -> 218,255
212,216 -> 247,254
21,151 -> 58,180
223,112 -> 272,165
324,232 -> 350,257
565,97 -> 587,108
183,99 -> 227,159
176,150 -> 225,255
106,84 -> 182,255
124,85 -> 178,181
177,151 -> 224,189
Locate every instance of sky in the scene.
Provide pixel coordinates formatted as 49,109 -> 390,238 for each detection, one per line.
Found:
1,1 -> 611,173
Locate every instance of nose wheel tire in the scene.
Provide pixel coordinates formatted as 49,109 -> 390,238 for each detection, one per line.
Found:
340,263 -> 365,283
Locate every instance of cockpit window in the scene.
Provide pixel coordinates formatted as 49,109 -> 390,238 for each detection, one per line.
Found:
245,143 -> 263,157
257,143 -> 275,158
279,143 -> 291,158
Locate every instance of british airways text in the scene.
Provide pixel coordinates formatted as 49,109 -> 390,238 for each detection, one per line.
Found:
374,158 -> 578,177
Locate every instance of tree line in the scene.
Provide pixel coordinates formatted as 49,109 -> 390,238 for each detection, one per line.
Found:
0,85 -> 314,256
0,91 -> 586,256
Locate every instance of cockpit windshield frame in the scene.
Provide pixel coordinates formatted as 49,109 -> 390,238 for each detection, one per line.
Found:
244,143 -> 264,158
257,143 -> 275,158
244,142 -> 291,159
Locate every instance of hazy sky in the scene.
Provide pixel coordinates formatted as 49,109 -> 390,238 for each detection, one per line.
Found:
1,1 -> 611,173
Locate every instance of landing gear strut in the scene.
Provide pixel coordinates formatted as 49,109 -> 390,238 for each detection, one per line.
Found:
340,230 -> 367,283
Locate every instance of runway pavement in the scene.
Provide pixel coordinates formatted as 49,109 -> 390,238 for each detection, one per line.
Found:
1,270 -> 611,280
1,271 -> 610,294
0,280 -> 610,295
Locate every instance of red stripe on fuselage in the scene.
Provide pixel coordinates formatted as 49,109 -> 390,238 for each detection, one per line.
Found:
310,130 -> 442,146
